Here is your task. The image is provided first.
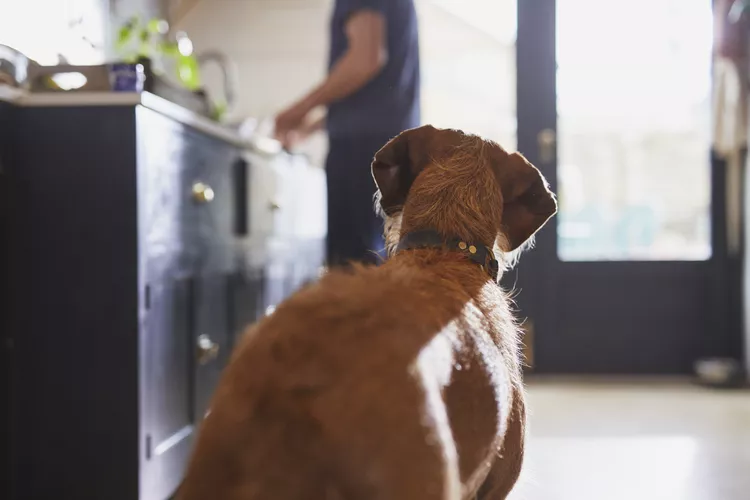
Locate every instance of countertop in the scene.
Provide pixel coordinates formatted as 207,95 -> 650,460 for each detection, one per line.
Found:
0,86 -> 261,151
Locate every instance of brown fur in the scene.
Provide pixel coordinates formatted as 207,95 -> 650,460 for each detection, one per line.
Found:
177,125 -> 556,500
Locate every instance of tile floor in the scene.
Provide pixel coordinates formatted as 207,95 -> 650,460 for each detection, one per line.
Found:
508,380 -> 750,500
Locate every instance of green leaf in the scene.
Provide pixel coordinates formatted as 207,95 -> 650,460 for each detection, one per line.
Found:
210,100 -> 228,121
116,26 -> 132,46
159,41 -> 181,57
176,54 -> 202,90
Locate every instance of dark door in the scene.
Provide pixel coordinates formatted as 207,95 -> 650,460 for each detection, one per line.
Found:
512,0 -> 736,374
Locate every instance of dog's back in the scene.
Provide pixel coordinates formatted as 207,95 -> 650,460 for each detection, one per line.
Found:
177,126 -> 556,500
178,254 -> 521,500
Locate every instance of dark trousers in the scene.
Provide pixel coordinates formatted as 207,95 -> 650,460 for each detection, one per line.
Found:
326,134 -> 394,267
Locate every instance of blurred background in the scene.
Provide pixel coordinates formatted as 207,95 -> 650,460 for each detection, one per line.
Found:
1,1 -> 748,499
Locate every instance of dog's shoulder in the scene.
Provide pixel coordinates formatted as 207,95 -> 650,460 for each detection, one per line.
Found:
226,261 -> 518,397
229,265 -> 455,368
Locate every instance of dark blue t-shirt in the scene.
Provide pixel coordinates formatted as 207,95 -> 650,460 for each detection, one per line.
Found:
327,0 -> 421,139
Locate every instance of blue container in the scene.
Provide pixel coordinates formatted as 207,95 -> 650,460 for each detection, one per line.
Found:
109,63 -> 145,92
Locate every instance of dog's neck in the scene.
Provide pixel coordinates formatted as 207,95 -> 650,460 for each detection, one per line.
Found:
395,229 -> 500,282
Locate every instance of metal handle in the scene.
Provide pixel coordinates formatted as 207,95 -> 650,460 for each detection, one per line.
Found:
196,334 -> 220,365
268,199 -> 281,211
192,182 -> 215,204
537,128 -> 557,164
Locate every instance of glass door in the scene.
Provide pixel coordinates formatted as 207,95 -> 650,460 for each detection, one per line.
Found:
513,0 -> 735,373
557,0 -> 712,262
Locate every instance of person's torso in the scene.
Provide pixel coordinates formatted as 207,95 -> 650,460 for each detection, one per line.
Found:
327,0 -> 421,139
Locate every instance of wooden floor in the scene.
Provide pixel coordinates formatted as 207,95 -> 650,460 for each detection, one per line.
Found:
509,380 -> 750,500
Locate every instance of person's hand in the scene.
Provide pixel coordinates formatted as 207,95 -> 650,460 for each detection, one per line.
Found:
277,114 -> 324,150
274,102 -> 311,145
278,129 -> 306,150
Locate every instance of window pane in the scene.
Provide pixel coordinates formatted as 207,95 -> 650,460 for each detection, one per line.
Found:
556,0 -> 713,261
0,0 -> 107,65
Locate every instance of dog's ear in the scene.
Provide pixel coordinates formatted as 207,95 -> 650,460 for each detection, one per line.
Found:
371,125 -> 441,215
495,152 -> 557,251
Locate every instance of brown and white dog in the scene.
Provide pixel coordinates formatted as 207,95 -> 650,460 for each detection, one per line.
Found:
177,125 -> 557,500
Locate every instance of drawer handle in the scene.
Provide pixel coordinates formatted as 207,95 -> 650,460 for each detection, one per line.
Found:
196,334 -> 220,364
268,200 -> 281,211
192,182 -> 215,204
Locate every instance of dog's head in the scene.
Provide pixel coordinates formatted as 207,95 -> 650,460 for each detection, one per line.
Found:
372,125 -> 557,267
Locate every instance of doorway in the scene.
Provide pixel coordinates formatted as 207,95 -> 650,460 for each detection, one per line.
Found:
511,0 -> 734,374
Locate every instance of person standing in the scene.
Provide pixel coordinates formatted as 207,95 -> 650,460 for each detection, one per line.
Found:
274,0 -> 420,266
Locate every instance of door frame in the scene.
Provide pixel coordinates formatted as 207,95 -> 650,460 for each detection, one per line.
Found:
512,0 -> 741,374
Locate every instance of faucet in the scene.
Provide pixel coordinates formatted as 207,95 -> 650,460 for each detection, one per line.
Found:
196,50 -> 238,117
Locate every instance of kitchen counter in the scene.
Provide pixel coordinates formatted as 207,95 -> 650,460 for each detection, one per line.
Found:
0,85 -> 247,149
2,82 -> 326,500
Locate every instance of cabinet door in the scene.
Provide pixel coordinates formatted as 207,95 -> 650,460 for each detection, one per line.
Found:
140,278 -> 195,500
182,129 -> 236,252
192,275 -> 231,418
229,269 -> 264,343
263,257 -> 290,315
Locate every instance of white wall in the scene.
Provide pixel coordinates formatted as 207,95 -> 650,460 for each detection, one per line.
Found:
178,0 -> 517,166
418,1 -> 516,149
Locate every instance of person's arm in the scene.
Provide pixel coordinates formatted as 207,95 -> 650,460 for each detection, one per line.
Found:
275,9 -> 387,138
300,9 -> 388,109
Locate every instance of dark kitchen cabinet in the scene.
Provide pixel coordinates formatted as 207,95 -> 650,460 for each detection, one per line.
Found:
2,101 -> 277,500
0,100 -> 16,500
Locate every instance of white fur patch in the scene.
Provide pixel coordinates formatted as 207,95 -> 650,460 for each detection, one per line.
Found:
413,329 -> 462,500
